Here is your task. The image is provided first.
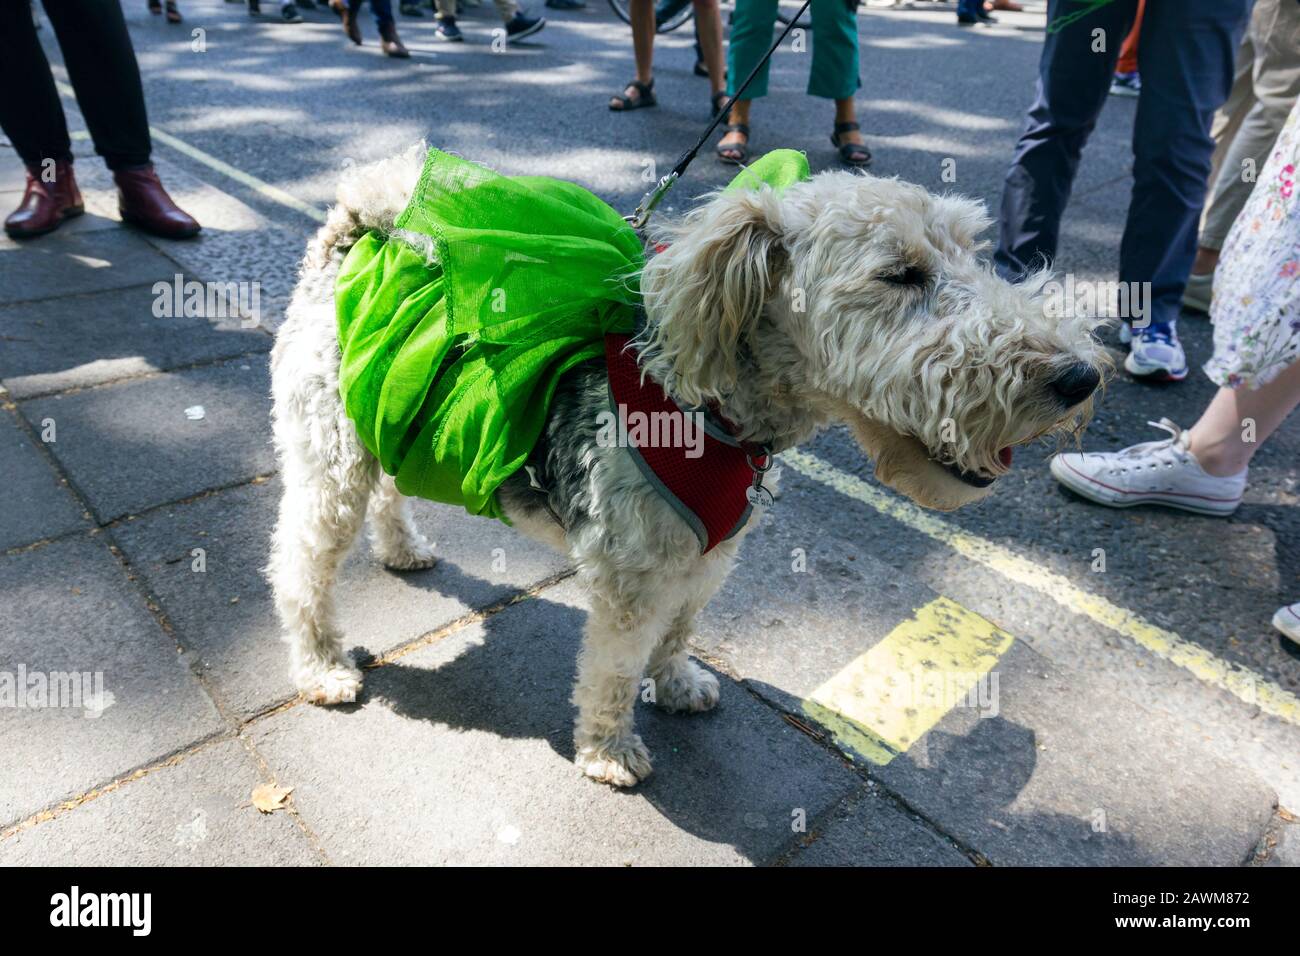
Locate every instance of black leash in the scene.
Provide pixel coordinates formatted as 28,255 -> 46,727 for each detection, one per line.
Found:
626,0 -> 815,230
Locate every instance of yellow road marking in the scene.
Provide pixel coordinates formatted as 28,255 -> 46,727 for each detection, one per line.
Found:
784,448 -> 1300,729
56,82 -> 327,224
803,596 -> 1013,765
54,80 -> 1299,732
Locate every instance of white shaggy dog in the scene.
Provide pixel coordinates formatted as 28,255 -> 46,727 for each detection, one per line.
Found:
268,146 -> 1106,787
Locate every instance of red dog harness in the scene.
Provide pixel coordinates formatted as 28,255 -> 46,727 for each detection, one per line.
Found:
604,333 -> 771,554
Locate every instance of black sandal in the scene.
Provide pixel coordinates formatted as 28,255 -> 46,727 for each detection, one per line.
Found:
716,123 -> 749,165
148,0 -> 162,11
831,121 -> 872,168
711,90 -> 730,119
609,79 -> 656,112
165,0 -> 182,22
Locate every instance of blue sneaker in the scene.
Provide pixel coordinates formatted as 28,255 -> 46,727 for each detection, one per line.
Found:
435,15 -> 463,39
1124,323 -> 1187,381
505,11 -> 545,42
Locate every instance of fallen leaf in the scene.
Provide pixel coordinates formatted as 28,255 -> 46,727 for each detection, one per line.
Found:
251,784 -> 294,814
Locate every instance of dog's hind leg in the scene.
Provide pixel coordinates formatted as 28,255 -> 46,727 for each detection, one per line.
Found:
368,473 -> 437,571
268,322 -> 378,705
268,440 -> 376,704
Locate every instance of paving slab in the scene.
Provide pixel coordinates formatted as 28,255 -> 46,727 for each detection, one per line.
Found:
0,411 -> 87,551
784,785 -> 973,867
249,579 -> 862,865
19,355 -> 275,522
693,514 -> 1278,865
0,739 -> 319,865
0,535 -> 225,828
0,229 -> 181,306
0,208 -> 120,246
111,476 -> 572,719
0,284 -> 268,399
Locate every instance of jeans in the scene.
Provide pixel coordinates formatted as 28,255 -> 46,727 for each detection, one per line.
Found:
995,0 -> 1252,329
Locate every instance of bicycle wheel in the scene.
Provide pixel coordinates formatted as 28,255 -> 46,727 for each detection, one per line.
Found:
608,0 -> 694,33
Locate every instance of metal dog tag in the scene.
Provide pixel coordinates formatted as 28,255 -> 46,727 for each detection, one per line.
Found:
746,484 -> 774,508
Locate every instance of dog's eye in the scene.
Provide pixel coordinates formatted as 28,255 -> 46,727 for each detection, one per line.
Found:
880,266 -> 929,287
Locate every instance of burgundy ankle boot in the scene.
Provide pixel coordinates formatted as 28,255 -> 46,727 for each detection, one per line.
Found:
4,161 -> 84,239
114,164 -> 201,239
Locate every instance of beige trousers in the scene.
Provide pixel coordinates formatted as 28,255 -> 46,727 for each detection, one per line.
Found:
433,0 -> 518,22
1200,0 -> 1300,250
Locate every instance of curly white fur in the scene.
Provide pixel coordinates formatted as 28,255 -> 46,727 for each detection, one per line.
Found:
267,146 -> 1107,786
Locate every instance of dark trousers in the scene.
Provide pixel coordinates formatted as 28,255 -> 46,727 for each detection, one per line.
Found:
349,0 -> 395,31
0,0 -> 151,171
994,0 -> 1251,328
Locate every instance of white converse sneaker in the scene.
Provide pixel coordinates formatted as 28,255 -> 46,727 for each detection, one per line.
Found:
1124,324 -> 1188,381
1273,602 -> 1300,646
1049,418 -> 1246,516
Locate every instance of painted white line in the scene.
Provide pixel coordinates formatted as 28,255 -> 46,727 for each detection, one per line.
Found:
56,81 -> 327,224
783,448 -> 1300,729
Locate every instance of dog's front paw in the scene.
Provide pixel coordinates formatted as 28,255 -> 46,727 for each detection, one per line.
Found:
294,658 -> 364,705
377,534 -> 437,571
576,735 -> 652,787
653,658 -> 720,713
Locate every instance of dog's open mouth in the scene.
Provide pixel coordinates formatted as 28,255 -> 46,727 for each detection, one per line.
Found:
942,446 -> 1013,488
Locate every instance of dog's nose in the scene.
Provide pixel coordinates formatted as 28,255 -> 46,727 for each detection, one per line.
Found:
1049,363 -> 1101,406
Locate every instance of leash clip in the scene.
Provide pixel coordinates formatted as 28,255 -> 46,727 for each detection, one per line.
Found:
626,171 -> 679,232
745,447 -> 775,508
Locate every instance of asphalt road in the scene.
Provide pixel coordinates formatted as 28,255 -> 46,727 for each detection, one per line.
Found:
1,0 -> 1297,865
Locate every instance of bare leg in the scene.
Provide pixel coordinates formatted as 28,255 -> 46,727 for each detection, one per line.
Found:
368,473 -> 437,570
692,0 -> 726,98
610,0 -> 655,109
1188,359 -> 1300,476
834,97 -> 865,148
1191,246 -> 1221,276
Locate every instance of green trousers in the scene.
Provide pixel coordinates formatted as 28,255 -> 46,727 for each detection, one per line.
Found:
727,0 -> 860,102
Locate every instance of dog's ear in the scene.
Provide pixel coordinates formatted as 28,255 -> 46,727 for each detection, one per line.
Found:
639,187 -> 785,405
931,194 -> 993,254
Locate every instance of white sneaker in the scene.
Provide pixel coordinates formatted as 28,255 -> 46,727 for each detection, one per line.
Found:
1274,603 -> 1300,645
1049,418 -> 1246,516
1124,324 -> 1188,381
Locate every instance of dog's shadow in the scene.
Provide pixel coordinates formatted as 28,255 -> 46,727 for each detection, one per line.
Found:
341,559 -> 868,860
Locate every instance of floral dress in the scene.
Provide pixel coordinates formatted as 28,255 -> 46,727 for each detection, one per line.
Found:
1205,97 -> 1300,390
